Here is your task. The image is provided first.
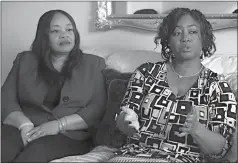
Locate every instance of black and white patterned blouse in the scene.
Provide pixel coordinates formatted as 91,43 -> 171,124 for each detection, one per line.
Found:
116,61 -> 237,163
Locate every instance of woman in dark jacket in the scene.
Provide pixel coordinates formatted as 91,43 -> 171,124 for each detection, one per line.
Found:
1,9 -> 107,162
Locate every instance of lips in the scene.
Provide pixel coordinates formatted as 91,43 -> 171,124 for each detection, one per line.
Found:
59,40 -> 70,45
181,44 -> 192,52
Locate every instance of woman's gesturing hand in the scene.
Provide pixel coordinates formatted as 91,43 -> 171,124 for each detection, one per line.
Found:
176,106 -> 200,137
116,106 -> 140,138
26,120 -> 60,143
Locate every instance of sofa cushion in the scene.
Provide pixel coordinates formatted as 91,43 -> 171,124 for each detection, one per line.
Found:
50,145 -> 116,162
96,78 -> 129,148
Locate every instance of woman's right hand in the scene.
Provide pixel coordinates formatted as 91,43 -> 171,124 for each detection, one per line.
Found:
20,125 -> 34,146
116,106 -> 140,138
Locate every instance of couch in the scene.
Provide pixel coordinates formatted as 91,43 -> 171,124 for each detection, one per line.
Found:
51,48 -> 237,162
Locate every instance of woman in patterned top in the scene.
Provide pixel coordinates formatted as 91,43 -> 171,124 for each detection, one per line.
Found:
113,8 -> 237,163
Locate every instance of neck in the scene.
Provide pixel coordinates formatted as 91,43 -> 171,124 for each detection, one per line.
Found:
50,51 -> 69,72
51,51 -> 69,63
171,58 -> 203,77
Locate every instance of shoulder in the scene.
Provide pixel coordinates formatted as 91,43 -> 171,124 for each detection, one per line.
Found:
202,66 -> 223,82
203,67 -> 235,93
136,61 -> 166,72
11,51 -> 38,70
14,51 -> 38,63
81,53 -> 106,70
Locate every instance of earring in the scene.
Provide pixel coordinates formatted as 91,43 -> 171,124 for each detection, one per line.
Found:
165,47 -> 171,53
169,53 -> 175,62
200,50 -> 204,61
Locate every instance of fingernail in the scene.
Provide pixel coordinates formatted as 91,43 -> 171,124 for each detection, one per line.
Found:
132,127 -> 137,131
133,133 -> 141,139
26,133 -> 29,136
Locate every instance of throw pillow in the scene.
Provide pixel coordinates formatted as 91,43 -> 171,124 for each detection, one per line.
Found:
96,79 -> 129,148
103,68 -> 132,92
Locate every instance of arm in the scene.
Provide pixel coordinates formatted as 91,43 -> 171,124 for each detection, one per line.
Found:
1,53 -> 33,129
120,63 -> 150,114
75,57 -> 107,129
116,63 -> 150,134
58,114 -> 88,131
3,111 -> 33,130
193,80 -> 237,159
190,121 -> 227,155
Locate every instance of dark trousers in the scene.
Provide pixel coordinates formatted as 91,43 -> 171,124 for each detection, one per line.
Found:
1,124 -> 94,162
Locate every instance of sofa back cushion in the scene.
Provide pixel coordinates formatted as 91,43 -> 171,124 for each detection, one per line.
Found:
106,50 -> 162,72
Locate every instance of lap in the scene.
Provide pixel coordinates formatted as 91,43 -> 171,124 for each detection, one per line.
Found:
1,124 -> 23,162
1,124 -> 23,145
13,134 -> 94,162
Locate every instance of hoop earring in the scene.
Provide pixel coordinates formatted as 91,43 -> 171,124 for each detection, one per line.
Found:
166,44 -> 174,61
169,53 -> 175,62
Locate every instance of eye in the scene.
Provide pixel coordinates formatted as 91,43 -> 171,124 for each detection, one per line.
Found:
189,31 -> 198,34
50,29 -> 59,33
66,28 -> 73,32
172,31 -> 181,36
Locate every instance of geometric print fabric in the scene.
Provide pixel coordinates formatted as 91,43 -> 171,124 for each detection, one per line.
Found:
118,61 -> 237,162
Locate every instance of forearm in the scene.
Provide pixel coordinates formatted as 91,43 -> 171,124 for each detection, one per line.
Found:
3,111 -> 33,129
191,123 -> 226,155
58,114 -> 88,132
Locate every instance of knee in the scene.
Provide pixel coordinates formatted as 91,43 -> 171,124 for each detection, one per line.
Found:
13,136 -> 55,162
1,125 -> 23,151
1,125 -> 23,162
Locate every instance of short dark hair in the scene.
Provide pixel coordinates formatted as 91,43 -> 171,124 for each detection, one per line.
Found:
154,8 -> 216,61
31,10 -> 82,85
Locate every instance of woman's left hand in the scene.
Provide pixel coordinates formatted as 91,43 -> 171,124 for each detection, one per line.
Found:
26,120 -> 60,142
176,106 -> 200,137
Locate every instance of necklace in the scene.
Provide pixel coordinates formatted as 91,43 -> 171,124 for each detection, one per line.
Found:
170,63 -> 204,78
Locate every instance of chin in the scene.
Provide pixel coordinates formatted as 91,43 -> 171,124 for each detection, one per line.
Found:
58,47 -> 74,53
179,52 -> 197,60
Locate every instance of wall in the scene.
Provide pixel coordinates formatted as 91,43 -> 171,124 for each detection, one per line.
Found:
161,2 -> 237,13
1,1 -> 237,84
114,2 -> 237,14
125,1 -> 237,14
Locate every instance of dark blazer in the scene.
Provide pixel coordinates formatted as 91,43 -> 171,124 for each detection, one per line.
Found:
1,51 -> 107,140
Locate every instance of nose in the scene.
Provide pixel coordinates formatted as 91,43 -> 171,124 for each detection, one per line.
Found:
182,37 -> 191,42
59,30 -> 68,38
181,32 -> 191,42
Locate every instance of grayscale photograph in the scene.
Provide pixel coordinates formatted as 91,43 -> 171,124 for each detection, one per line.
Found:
1,1 -> 237,162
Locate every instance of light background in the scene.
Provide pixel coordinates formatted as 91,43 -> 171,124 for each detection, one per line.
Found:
1,1 -> 237,84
